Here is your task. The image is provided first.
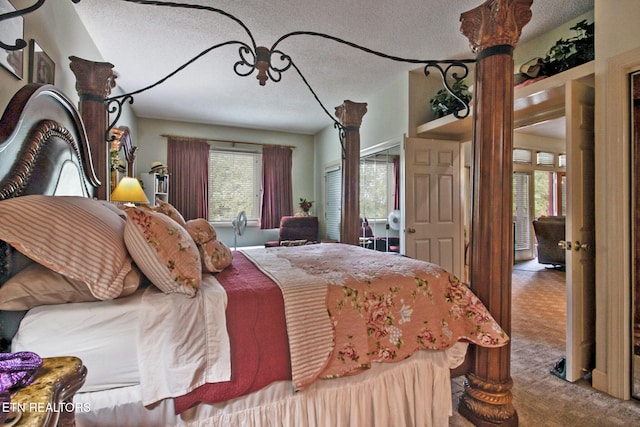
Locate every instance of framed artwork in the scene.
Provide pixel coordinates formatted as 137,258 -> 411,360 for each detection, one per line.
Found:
29,39 -> 55,84
0,0 -> 24,79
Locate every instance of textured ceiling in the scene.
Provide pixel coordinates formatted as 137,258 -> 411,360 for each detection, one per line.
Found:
73,0 -> 594,135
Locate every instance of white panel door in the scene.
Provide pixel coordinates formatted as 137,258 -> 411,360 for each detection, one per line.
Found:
404,137 -> 463,279
565,80 -> 596,382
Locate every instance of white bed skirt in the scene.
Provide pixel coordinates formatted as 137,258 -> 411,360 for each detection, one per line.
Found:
75,343 -> 467,427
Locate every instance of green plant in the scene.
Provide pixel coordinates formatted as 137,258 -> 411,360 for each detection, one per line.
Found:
542,20 -> 594,76
429,79 -> 472,119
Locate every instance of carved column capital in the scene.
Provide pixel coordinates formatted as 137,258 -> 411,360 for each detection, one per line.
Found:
69,56 -> 117,200
69,56 -> 117,98
460,0 -> 532,54
335,100 -> 367,129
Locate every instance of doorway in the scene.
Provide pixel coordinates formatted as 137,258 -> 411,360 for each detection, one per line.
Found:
510,78 -> 595,383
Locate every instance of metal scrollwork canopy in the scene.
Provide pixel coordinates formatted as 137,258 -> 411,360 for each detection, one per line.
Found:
1,0 -> 475,144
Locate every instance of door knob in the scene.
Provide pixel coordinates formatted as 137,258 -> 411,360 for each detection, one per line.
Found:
407,227 -> 416,234
574,241 -> 589,251
558,240 -> 571,250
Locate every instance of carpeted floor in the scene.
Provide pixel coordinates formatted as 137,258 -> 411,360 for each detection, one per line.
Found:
449,261 -> 640,426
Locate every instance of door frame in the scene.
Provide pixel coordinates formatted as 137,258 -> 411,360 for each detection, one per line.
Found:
593,46 -> 640,399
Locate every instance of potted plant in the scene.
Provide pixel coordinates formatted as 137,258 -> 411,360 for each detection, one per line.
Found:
298,198 -> 314,216
542,20 -> 594,77
429,79 -> 472,119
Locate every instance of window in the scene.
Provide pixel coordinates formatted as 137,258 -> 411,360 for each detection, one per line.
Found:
534,170 -> 552,217
513,148 -> 532,164
536,151 -> 555,166
208,149 -> 262,221
325,166 -> 342,241
513,172 -> 531,251
360,157 -> 394,220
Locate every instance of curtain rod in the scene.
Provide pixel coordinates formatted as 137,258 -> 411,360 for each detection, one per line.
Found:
161,134 -> 295,150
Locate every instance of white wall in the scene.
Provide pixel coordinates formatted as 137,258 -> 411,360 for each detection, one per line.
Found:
137,118 -> 315,248
592,0 -> 640,399
0,1 -> 96,107
0,0 -> 138,166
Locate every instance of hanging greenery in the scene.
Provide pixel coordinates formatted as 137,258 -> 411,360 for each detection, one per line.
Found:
429,79 -> 472,119
542,19 -> 594,77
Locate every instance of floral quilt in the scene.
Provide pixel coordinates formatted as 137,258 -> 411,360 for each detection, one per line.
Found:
243,243 -> 508,388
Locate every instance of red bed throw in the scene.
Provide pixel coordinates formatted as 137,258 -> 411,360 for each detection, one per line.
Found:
173,252 -> 291,414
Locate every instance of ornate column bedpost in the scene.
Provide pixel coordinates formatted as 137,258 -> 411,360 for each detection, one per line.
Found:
69,56 -> 117,200
458,1 -> 532,425
335,100 -> 367,246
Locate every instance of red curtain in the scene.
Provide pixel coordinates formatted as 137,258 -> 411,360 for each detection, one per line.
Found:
167,137 -> 209,221
393,155 -> 400,210
260,145 -> 293,229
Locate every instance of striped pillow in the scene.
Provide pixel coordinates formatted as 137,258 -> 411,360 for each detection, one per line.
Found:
123,207 -> 201,297
0,195 -> 133,300
0,263 -> 141,310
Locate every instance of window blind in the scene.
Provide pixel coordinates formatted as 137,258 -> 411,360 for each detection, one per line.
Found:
513,148 -> 532,164
325,168 -> 342,241
208,149 -> 262,221
513,172 -> 531,251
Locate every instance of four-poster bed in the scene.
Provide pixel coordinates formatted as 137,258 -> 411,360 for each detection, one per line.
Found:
0,0 -> 532,425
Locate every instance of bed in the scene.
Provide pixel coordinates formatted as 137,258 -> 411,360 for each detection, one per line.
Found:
0,84 -> 509,426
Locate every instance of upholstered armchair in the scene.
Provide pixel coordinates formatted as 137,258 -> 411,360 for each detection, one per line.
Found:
532,216 -> 566,268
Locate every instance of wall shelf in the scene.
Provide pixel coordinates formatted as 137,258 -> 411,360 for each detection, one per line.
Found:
416,61 -> 595,141
141,172 -> 169,206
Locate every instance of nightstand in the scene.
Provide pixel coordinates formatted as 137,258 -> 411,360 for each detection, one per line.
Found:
9,356 -> 86,427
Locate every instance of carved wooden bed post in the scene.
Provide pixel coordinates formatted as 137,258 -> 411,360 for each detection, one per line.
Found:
335,100 -> 367,246
69,56 -> 117,200
458,1 -> 532,425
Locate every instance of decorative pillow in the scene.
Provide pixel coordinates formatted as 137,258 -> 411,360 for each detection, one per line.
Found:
123,207 -> 201,296
0,263 -> 141,311
280,239 -> 308,247
199,240 -> 233,273
97,200 -> 128,220
153,199 -> 186,226
184,218 -> 217,244
0,195 -> 133,300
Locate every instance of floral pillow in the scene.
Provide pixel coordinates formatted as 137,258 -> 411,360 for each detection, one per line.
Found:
123,207 -> 201,297
153,199 -> 186,226
200,240 -> 233,273
184,218 -> 217,245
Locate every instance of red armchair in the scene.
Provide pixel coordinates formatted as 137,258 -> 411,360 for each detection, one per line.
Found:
264,216 -> 319,247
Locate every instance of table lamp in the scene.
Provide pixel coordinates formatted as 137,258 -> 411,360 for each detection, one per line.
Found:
110,177 -> 149,206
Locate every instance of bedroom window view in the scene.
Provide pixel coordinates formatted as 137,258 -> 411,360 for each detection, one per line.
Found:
358,146 -> 401,253
208,149 -> 262,221
359,158 -> 394,221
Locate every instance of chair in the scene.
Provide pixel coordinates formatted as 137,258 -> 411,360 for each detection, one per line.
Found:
264,216 -> 319,247
532,216 -> 566,267
360,217 -> 400,253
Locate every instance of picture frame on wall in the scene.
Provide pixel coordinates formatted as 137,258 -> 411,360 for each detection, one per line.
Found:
29,39 -> 55,85
0,0 -> 24,80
